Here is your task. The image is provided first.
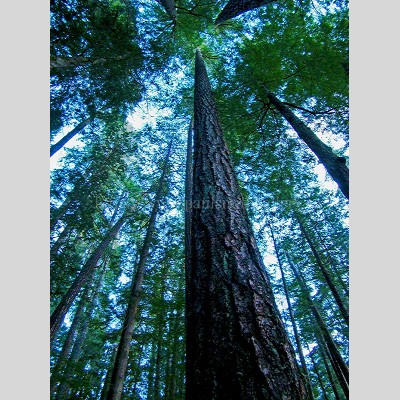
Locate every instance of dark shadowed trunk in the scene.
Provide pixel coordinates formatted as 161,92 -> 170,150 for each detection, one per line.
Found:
215,0 -> 275,25
50,214 -> 127,343
318,343 -> 343,400
50,116 -> 94,157
285,252 -> 349,396
100,346 -> 119,400
263,87 -> 349,199
157,0 -> 177,22
185,48 -> 307,400
295,216 -> 349,325
106,142 -> 172,400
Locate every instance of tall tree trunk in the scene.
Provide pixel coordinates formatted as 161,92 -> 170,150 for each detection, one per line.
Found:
50,281 -> 91,393
263,86 -> 349,199
106,142 -> 172,400
215,0 -> 275,25
100,346 -> 119,400
184,116 -> 193,345
308,350 -> 329,400
54,264 -> 106,399
50,116 -> 94,157
157,0 -> 177,22
318,342 -> 343,400
50,214 -> 127,343
186,48 -> 307,400
285,252 -> 349,393
317,331 -> 349,399
268,223 -> 314,399
295,215 -> 349,325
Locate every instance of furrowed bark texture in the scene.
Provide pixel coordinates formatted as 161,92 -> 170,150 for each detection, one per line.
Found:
50,214 -> 127,343
215,0 -> 275,25
185,48 -> 307,400
106,142 -> 172,400
264,88 -> 349,199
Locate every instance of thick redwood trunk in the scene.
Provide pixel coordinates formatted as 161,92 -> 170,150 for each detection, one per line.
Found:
185,48 -> 307,400
215,0 -> 275,25
285,252 -> 349,394
106,143 -> 172,400
50,214 -> 127,343
50,116 -> 94,157
296,216 -> 349,325
264,87 -> 349,199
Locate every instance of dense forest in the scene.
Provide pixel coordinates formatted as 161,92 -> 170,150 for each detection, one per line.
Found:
50,0 -> 349,398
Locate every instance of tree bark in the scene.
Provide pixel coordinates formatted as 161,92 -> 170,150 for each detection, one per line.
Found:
285,252 -> 349,391
50,214 -> 127,343
185,48 -> 307,400
157,0 -> 177,22
106,142 -> 172,400
50,116 -> 94,157
263,86 -> 349,199
215,0 -> 275,25
295,216 -> 349,325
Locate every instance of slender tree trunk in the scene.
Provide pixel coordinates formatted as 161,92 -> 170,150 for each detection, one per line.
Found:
186,48 -> 307,400
215,0 -> 275,25
308,350 -> 329,400
50,116 -> 94,157
285,252 -> 349,392
50,214 -> 127,343
54,264 -> 106,399
318,342 -> 343,400
106,142 -> 172,400
50,282 -> 91,393
165,312 -> 181,400
318,332 -> 349,399
263,86 -> 349,199
296,216 -> 349,325
268,223 -> 314,399
100,346 -> 119,400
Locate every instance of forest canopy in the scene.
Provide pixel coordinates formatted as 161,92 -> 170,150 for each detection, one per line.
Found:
50,0 -> 349,398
